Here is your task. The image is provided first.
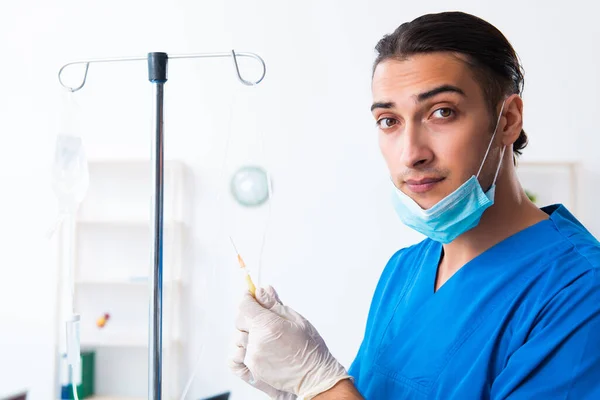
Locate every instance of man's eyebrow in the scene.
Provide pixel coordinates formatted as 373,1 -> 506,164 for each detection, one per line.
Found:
370,101 -> 394,112
370,85 -> 465,112
416,85 -> 466,102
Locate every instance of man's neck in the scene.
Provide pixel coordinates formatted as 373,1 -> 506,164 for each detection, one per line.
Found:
435,167 -> 549,291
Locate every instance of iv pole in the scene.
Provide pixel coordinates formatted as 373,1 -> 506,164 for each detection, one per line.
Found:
58,50 -> 266,400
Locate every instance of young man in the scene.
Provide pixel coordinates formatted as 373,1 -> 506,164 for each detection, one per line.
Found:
230,11 -> 600,399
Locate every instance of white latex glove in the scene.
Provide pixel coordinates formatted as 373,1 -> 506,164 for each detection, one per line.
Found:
229,286 -> 296,400
229,286 -> 351,400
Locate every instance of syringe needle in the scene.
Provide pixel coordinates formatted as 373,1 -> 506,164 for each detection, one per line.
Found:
228,235 -> 239,254
228,236 -> 256,296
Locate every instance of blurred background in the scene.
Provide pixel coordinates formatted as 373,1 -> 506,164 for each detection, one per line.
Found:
0,0 -> 598,399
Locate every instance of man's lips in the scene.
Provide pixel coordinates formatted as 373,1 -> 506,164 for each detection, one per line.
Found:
404,177 -> 445,193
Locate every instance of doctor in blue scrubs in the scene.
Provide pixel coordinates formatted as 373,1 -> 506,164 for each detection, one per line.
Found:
230,11 -> 600,400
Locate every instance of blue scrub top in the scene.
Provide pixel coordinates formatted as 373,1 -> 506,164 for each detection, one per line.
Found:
349,205 -> 600,399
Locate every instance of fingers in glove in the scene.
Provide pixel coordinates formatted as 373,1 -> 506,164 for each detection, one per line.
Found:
229,359 -> 284,398
266,285 -> 283,304
256,285 -> 308,325
256,285 -> 283,309
256,285 -> 303,323
230,344 -> 246,365
229,358 -> 250,378
235,292 -> 266,331
268,301 -> 306,325
235,330 -> 249,348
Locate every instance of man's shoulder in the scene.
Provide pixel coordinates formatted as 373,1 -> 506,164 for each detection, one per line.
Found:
546,204 -> 600,259
545,204 -> 600,273
517,206 -> 600,326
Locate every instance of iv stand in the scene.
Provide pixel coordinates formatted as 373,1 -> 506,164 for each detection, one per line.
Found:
58,50 -> 266,400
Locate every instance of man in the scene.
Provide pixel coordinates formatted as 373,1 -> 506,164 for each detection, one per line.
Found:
230,11 -> 600,399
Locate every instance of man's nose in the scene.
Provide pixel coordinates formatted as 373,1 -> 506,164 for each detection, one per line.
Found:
398,122 -> 433,169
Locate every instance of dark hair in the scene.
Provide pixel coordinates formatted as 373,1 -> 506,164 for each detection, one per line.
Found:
374,11 -> 528,160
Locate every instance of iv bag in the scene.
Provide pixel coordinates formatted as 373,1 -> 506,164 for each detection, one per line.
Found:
52,134 -> 89,215
48,92 -> 89,238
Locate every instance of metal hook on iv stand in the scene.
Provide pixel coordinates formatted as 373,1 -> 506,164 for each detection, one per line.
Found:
57,50 -> 267,400
58,49 -> 266,91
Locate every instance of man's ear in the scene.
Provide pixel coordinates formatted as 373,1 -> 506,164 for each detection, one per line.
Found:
500,94 -> 523,146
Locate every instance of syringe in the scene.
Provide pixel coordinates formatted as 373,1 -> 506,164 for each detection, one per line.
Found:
229,236 -> 257,297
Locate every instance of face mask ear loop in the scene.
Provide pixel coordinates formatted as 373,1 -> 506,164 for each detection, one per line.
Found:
491,145 -> 506,186
477,100 -> 507,178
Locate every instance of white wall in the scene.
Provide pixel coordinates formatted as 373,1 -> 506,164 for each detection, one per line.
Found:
1,0 -> 599,399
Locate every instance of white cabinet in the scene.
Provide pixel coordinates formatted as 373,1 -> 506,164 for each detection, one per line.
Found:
57,159 -> 191,399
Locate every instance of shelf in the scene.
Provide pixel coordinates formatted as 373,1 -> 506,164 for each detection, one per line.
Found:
80,331 -> 146,348
81,333 -> 180,348
518,160 -> 577,166
75,277 -> 182,286
76,277 -> 149,285
75,219 -> 186,228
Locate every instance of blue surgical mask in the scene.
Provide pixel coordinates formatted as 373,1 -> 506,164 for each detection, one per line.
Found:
391,102 -> 506,244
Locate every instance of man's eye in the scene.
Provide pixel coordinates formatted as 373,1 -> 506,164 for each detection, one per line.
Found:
376,117 -> 398,129
432,108 -> 454,118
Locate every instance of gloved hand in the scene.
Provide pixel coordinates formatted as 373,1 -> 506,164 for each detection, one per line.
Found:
229,285 -> 297,400
229,286 -> 351,400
